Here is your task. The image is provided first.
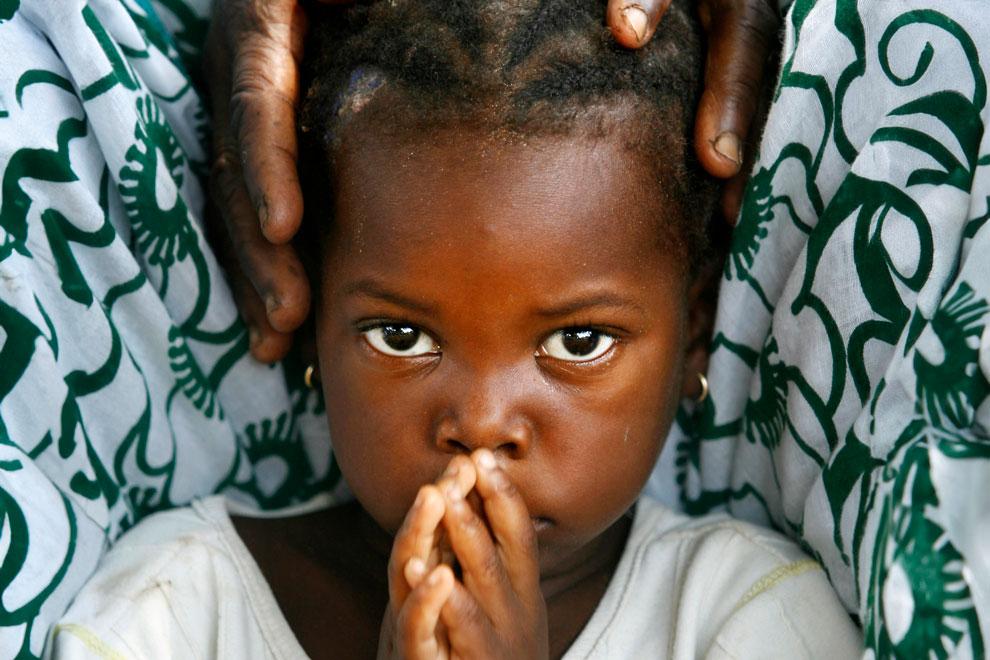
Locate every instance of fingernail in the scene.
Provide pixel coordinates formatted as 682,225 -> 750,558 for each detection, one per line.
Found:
445,482 -> 462,501
265,294 -> 281,317
623,6 -> 649,43
713,132 -> 742,166
257,201 -> 269,231
248,326 -> 260,350
443,463 -> 459,478
427,568 -> 442,586
406,557 -> 426,580
475,449 -> 496,472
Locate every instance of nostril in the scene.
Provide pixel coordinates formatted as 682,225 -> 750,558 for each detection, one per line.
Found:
496,440 -> 521,459
443,439 -> 470,454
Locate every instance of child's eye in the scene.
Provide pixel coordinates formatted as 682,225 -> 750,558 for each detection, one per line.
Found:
362,324 -> 440,357
538,328 -> 615,362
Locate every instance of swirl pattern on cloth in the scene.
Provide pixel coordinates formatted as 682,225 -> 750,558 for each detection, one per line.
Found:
649,1 -> 990,657
0,1 -> 342,657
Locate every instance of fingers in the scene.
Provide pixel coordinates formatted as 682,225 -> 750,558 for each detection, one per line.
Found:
694,0 -> 780,178
439,579 -> 492,652
226,2 -> 306,244
211,149 -> 312,340
470,450 -> 540,594
212,211 -> 295,361
204,0 -> 313,350
396,565 -> 455,659
606,0 -> 673,49
389,486 -> 446,607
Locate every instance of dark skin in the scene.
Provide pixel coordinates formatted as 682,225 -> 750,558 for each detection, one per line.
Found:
204,0 -> 778,363
235,126 -> 709,658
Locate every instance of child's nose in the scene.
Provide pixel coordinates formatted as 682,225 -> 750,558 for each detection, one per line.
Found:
432,376 -> 534,459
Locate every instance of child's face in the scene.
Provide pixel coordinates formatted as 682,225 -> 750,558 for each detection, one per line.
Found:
315,127 -> 697,571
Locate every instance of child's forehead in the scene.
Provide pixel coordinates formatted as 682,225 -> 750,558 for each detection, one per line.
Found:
324,126 -> 688,284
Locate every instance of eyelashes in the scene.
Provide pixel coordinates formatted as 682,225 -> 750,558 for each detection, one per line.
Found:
537,328 -> 615,362
360,322 -> 618,364
361,324 -> 440,357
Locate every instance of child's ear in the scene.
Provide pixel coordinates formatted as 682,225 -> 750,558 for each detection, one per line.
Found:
680,259 -> 721,401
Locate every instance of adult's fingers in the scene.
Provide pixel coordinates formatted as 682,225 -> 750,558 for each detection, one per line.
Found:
606,0 -> 673,49
211,148 -> 312,339
229,0 -> 354,240
209,199 -> 295,361
227,1 -> 307,245
204,0 -> 313,352
694,0 -> 780,179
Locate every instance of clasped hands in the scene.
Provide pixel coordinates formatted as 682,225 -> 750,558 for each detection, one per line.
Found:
378,450 -> 548,660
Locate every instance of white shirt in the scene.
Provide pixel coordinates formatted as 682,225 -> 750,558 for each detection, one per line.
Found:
47,496 -> 862,659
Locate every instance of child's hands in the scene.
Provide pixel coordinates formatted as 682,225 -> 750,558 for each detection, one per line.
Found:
436,449 -> 548,659
378,457 -> 475,659
379,451 -> 548,659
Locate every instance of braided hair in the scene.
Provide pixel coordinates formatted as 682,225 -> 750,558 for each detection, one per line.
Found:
300,0 -> 716,261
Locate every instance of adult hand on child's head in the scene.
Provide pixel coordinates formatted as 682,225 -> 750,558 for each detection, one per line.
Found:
607,0 -> 781,222
205,0 -> 351,363
208,0 -> 778,363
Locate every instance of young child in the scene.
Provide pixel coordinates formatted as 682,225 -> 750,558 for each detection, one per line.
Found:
48,1 -> 862,658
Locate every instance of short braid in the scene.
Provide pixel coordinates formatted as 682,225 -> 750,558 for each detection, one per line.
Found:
300,0 -> 716,262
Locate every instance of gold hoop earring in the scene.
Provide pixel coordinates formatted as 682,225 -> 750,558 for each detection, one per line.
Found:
304,364 -> 318,390
696,373 -> 709,404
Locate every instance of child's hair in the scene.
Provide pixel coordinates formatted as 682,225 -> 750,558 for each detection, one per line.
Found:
299,0 -> 716,263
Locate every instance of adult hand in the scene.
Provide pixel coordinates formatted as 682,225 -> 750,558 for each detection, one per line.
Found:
208,0 -> 780,364
205,0 -> 351,363
607,0 -> 781,221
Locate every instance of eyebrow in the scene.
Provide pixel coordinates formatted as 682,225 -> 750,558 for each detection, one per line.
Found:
343,279 -> 437,315
535,293 -> 646,319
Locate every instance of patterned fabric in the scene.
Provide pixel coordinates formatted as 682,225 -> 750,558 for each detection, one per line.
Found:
657,1 -> 990,657
1,0 -> 989,658
0,2 -> 341,657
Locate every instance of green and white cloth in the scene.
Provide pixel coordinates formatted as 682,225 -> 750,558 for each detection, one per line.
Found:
1,0 -> 988,658
0,1 -> 343,657
652,1 -> 990,657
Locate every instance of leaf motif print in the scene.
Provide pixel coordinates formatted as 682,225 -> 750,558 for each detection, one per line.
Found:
866,439 -> 984,658
727,167 -> 773,282
744,338 -> 789,450
166,326 -> 220,420
914,283 -> 989,430
231,413 -> 318,508
118,95 -> 192,268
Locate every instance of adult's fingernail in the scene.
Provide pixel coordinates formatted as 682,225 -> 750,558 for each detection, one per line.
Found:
248,325 -> 260,350
265,294 -> 281,317
713,132 -> 742,166
258,200 -> 269,231
623,6 -> 649,43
